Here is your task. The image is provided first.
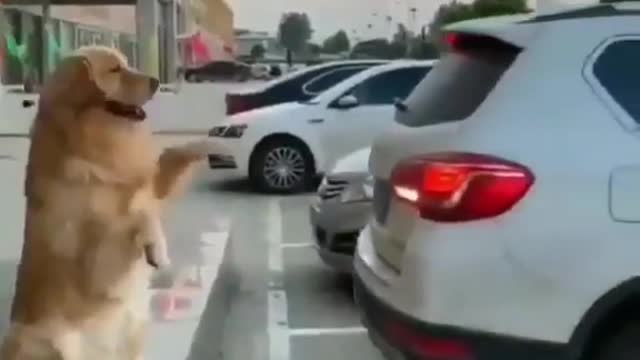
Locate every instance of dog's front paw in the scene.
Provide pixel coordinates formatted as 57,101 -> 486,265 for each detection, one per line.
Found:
164,140 -> 213,162
144,244 -> 171,269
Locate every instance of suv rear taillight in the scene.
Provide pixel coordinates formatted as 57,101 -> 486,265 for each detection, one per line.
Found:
390,152 -> 534,222
444,32 -> 522,54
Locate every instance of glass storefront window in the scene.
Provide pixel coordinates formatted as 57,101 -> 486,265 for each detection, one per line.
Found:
1,7 -> 139,85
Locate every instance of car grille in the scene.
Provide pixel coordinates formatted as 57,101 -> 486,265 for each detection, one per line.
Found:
318,177 -> 349,200
314,227 -> 327,247
373,179 -> 392,224
330,231 -> 359,255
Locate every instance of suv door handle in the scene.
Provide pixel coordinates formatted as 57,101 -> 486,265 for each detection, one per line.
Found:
308,118 -> 324,124
22,100 -> 35,108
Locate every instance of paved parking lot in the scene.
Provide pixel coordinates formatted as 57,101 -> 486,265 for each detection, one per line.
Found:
216,176 -> 382,360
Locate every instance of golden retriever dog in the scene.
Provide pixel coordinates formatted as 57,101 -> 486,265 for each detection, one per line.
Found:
0,46 -> 212,359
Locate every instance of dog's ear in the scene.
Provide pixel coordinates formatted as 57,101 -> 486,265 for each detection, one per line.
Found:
39,55 -> 101,108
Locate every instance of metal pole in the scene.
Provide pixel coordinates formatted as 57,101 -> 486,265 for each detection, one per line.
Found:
41,0 -> 50,81
136,0 -> 160,79
162,0 -> 177,83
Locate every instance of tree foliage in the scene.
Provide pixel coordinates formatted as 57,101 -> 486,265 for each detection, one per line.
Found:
307,42 -> 322,56
408,37 -> 439,59
322,30 -> 351,54
351,38 -> 406,60
392,23 -> 411,44
350,23 -> 437,60
277,12 -> 313,54
350,39 -> 396,59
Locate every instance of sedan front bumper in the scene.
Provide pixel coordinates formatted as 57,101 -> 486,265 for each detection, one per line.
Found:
309,198 -> 372,273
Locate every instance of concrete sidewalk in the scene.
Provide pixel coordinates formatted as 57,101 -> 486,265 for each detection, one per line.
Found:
0,157 -> 25,337
0,145 -> 236,359
0,81 -> 263,136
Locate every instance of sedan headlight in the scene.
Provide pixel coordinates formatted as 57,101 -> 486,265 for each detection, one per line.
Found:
208,126 -> 226,137
208,124 -> 248,138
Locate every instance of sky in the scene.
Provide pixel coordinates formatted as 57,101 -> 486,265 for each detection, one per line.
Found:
228,0 -> 466,43
227,0 -> 604,43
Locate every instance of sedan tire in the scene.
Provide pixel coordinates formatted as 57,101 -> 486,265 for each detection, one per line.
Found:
249,139 -> 315,194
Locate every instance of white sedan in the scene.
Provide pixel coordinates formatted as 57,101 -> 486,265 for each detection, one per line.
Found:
207,60 -> 436,193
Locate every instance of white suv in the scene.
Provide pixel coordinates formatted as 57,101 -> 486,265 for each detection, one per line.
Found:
355,3 -> 640,360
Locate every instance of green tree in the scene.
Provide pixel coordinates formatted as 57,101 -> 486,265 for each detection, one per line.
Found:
278,12 -> 313,66
322,30 -> 351,54
250,44 -> 266,59
390,23 -> 411,58
307,42 -> 322,57
392,23 -> 411,44
351,38 -> 408,60
408,37 -> 439,59
350,39 -> 393,59
473,0 -> 530,17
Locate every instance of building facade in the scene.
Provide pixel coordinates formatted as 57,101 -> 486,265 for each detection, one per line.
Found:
0,0 -> 234,85
1,5 -> 138,85
234,30 -> 284,58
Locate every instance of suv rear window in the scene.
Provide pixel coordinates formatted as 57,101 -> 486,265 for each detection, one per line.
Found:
396,36 -> 520,127
592,39 -> 640,124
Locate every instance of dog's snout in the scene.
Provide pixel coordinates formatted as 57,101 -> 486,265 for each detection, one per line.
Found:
149,78 -> 160,93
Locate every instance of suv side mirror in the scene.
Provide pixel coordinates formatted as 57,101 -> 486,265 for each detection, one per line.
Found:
335,94 -> 359,109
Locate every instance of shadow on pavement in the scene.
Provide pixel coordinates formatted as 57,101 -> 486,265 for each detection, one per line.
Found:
208,178 -> 257,194
207,177 -> 322,196
334,273 -> 355,302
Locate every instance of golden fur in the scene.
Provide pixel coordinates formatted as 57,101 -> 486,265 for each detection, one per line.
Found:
0,46 -> 209,359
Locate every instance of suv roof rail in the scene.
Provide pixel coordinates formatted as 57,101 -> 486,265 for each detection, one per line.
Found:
523,2 -> 640,23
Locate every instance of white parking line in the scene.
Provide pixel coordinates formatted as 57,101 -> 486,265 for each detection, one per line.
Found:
268,200 -> 284,274
280,242 -> 315,249
289,327 -> 367,337
267,199 -> 290,360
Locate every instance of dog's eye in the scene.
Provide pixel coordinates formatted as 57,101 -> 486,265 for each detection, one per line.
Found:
109,66 -> 121,73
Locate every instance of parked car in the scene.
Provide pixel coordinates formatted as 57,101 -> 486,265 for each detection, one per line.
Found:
208,60 -> 435,193
250,63 -> 271,79
224,60 -> 388,116
310,146 -> 372,273
183,60 -> 254,82
356,5 -> 640,360
0,84 -> 39,135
